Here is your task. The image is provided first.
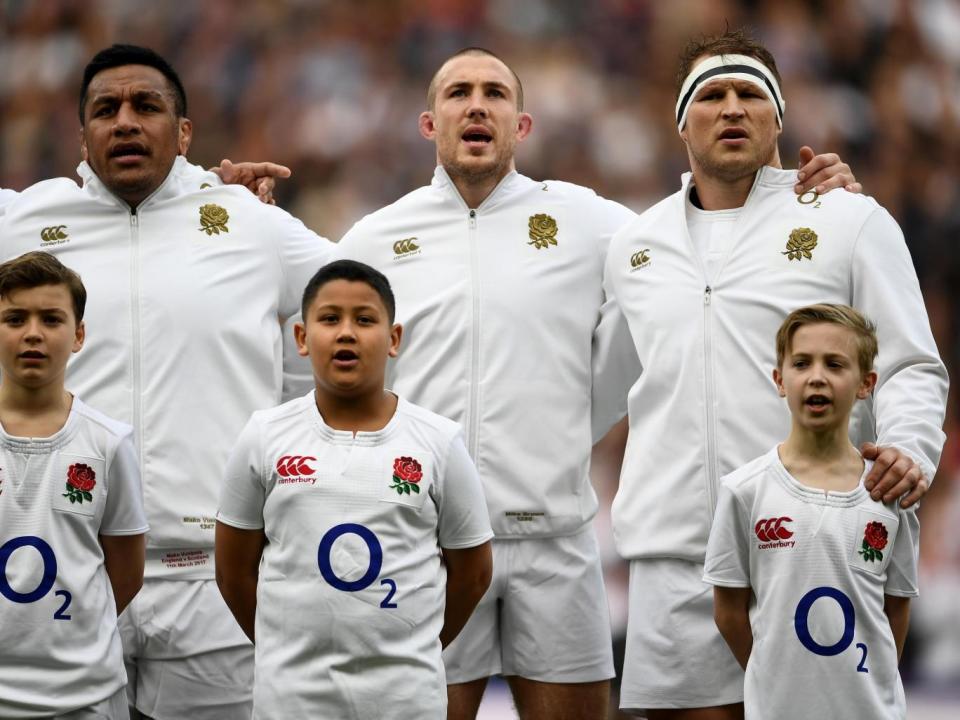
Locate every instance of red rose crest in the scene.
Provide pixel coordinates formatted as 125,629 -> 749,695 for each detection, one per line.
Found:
858,520 -> 889,563
63,463 -> 96,504
389,456 -> 422,496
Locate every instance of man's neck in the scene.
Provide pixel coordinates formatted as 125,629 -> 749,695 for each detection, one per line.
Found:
0,382 -> 73,438
442,162 -> 515,210
315,388 -> 398,436
690,173 -> 756,211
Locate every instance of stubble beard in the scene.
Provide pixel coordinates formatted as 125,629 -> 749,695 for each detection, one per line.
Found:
691,135 -> 779,185
441,138 -> 515,189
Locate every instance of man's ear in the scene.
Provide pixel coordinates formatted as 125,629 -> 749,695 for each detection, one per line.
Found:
178,117 -> 193,155
515,112 -> 533,143
418,112 -> 436,141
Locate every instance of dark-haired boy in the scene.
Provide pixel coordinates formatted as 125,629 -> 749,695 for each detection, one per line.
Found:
704,304 -> 918,719
215,260 -> 493,719
0,251 -> 147,719
0,44 -> 333,719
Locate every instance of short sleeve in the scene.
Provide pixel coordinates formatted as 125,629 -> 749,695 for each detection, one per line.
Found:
703,482 -> 752,587
99,430 -> 148,536
433,432 -> 494,550
217,415 -> 268,530
884,506 -> 919,598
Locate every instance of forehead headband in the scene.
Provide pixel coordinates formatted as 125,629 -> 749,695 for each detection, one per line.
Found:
675,53 -> 784,132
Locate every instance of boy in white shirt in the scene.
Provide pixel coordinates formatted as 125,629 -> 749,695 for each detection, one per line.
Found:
0,251 -> 148,719
704,304 -> 918,719
215,259 -> 494,719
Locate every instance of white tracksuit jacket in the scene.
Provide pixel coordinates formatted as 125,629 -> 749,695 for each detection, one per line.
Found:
607,167 -> 947,561
0,157 -> 333,577
337,166 -> 638,538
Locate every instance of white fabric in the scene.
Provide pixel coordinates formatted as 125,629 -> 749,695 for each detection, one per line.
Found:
0,157 -> 333,579
685,192 -> 739,283
606,167 -> 947,563
0,398 -> 147,718
0,187 -> 17,217
443,526 -> 614,683
337,166 -> 638,538
704,448 -> 919,719
55,686 -> 128,719
620,558 -> 744,713
118,579 -> 253,720
218,393 -> 493,719
675,53 -> 785,131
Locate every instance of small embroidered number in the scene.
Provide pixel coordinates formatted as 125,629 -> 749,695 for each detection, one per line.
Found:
54,590 -> 72,620
856,642 -> 869,673
380,578 -> 398,608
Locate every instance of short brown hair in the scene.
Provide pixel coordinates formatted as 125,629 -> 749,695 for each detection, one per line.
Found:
675,27 -> 782,100
0,252 -> 87,322
776,304 -> 878,376
426,47 -> 524,111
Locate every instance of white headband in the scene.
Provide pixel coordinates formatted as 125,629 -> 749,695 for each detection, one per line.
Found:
675,53 -> 785,132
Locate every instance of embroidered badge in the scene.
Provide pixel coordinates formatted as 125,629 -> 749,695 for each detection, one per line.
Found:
797,189 -> 821,208
389,456 -> 422,495
40,225 -> 69,244
858,521 -> 888,563
393,238 -> 420,256
754,516 -> 796,549
528,213 -> 558,249
198,204 -> 230,235
63,463 -> 96,504
782,227 -> 818,261
630,248 -> 651,270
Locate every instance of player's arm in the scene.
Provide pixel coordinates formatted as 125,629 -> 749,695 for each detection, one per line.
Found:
211,159 -> 291,205
794,146 -> 861,195
713,586 -> 753,670
439,541 -> 492,648
215,522 -> 266,643
883,595 -> 911,662
99,533 -> 145,615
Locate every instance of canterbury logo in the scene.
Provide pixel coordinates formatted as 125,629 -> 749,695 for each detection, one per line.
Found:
40,225 -> 68,243
393,238 -> 420,255
630,249 -> 650,268
276,455 -> 317,477
755,516 -> 793,542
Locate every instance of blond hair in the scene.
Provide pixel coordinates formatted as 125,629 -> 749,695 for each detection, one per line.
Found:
775,304 -> 878,376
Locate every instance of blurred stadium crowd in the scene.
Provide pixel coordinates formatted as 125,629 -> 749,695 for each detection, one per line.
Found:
2,0 -> 959,705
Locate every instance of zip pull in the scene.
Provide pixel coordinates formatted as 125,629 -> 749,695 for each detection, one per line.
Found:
469,209 -> 477,229
704,286 -> 712,305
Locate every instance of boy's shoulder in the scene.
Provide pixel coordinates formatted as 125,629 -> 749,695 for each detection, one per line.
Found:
721,447 -> 780,495
394,397 -> 461,443
70,397 -> 134,442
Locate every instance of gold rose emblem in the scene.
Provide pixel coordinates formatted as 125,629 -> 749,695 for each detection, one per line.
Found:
199,204 -> 230,235
528,213 -> 558,250
782,227 -> 818,261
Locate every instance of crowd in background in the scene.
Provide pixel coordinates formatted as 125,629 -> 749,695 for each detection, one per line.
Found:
2,0 -> 959,706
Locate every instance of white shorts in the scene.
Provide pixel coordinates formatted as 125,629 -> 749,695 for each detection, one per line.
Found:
119,578 -> 254,720
56,687 -> 128,719
620,558 -> 743,713
442,526 -> 615,684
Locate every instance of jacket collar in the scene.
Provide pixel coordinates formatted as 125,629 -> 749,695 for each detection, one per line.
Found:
431,164 -> 524,212
680,165 -> 797,208
76,155 -> 198,211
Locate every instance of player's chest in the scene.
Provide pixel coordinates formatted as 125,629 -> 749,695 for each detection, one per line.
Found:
262,441 -> 437,523
0,449 -> 106,529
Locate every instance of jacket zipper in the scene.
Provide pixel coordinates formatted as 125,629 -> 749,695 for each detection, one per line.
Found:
702,284 -> 718,517
129,211 -> 144,468
466,209 -> 481,459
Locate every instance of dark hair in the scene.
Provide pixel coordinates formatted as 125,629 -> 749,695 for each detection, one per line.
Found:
79,44 -> 187,123
776,303 -> 878,376
675,27 -> 782,100
0,251 -> 87,322
301,260 -> 396,323
427,47 -> 524,111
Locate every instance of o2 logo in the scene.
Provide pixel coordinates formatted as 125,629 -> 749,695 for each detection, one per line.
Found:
317,523 -> 397,609
794,586 -> 868,673
0,536 -> 72,620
